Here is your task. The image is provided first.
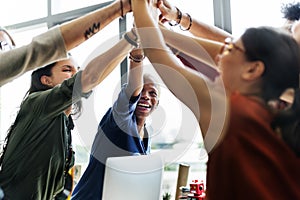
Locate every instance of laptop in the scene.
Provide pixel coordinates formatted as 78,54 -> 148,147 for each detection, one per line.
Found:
102,154 -> 164,200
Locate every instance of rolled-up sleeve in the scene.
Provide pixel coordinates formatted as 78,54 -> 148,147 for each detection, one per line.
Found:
26,71 -> 92,119
111,85 -> 140,128
0,27 -> 68,86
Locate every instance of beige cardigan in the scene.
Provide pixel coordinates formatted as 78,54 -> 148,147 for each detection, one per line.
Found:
0,27 -> 67,86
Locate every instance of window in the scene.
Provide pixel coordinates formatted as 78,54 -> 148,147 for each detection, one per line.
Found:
0,0 -> 47,26
230,0 -> 295,36
0,24 -> 49,140
51,0 -> 109,14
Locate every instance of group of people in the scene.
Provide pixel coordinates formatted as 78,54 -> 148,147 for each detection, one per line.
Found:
0,0 -> 300,199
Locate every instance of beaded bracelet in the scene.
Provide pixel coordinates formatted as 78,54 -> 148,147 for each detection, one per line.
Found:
129,52 -> 145,63
180,13 -> 193,31
168,7 -> 182,26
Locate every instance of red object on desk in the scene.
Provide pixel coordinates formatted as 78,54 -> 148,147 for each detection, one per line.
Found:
178,179 -> 206,200
187,180 -> 206,200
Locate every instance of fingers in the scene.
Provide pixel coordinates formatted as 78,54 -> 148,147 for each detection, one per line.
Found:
157,0 -> 167,13
159,14 -> 169,23
158,1 -> 169,23
122,0 -> 132,15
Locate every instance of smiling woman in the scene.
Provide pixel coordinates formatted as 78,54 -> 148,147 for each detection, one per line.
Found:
71,48 -> 162,199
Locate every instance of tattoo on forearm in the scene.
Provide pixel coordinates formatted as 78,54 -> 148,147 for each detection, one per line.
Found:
84,22 -> 101,40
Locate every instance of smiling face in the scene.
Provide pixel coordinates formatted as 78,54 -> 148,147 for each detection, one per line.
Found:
41,58 -> 78,88
216,27 -> 300,102
134,75 -> 160,121
215,37 -> 248,93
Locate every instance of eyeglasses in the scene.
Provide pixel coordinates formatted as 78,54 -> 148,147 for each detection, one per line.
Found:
0,41 -> 13,51
219,37 -> 245,55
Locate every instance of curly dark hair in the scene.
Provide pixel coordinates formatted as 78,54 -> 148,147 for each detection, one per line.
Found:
281,2 -> 300,21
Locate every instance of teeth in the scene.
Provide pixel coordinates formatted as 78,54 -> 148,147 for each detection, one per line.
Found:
138,103 -> 150,108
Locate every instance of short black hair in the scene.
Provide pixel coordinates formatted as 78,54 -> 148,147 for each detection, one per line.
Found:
281,2 -> 300,21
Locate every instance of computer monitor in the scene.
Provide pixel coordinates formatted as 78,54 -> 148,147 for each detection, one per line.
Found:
102,154 -> 164,200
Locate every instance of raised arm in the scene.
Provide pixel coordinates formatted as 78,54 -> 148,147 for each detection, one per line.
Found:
81,30 -> 137,93
60,0 -> 132,50
159,25 -> 222,67
0,0 -> 131,86
132,0 -> 217,136
158,0 -> 231,42
125,48 -> 145,98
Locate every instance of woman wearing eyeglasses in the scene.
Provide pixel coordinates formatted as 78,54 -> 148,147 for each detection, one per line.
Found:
132,0 -> 300,199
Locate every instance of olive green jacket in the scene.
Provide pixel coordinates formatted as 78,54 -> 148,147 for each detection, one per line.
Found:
0,72 -> 90,200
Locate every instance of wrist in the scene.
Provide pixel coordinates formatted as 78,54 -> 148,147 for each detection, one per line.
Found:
129,53 -> 145,63
180,13 -> 192,31
129,47 -> 145,63
168,7 -> 182,26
